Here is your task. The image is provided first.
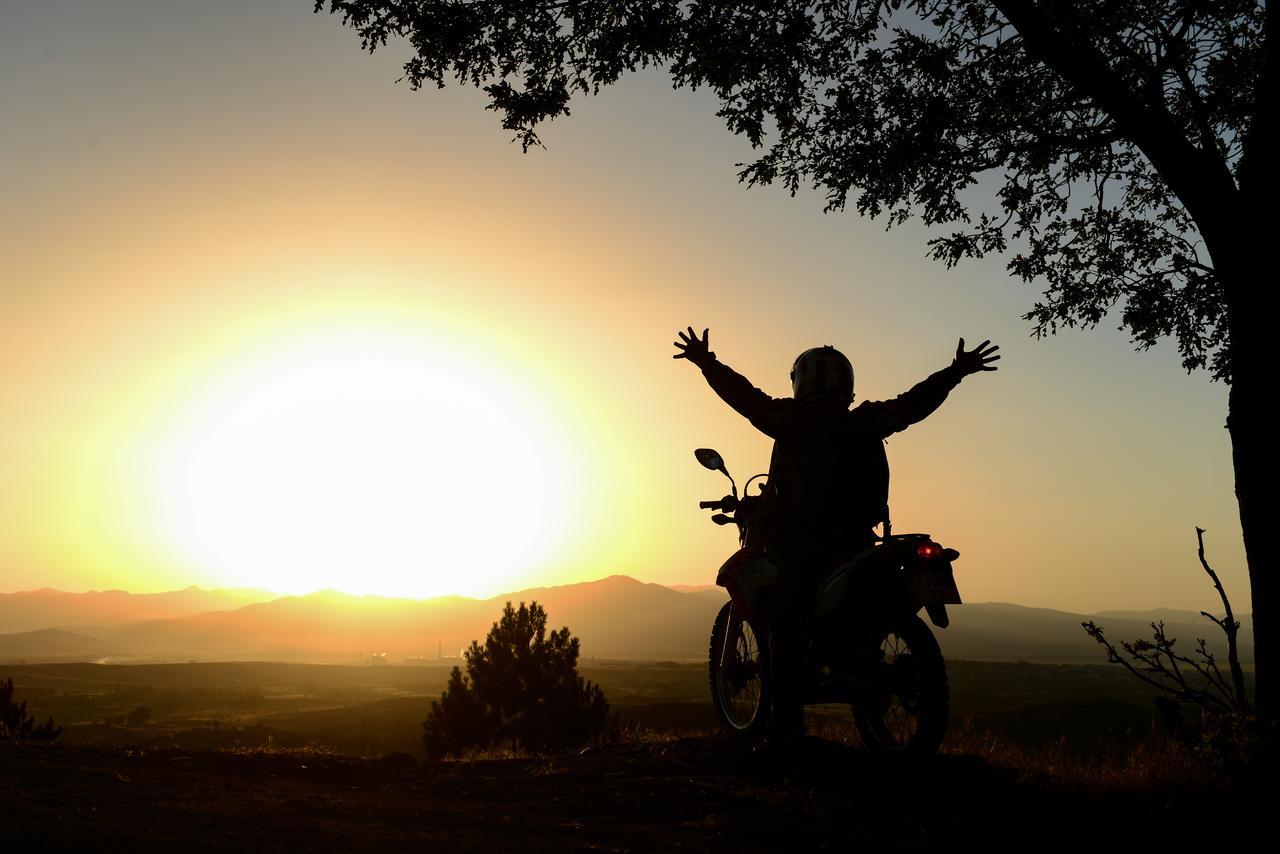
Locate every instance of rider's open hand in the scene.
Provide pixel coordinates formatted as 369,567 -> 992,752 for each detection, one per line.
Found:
952,338 -> 1000,376
673,326 -> 714,367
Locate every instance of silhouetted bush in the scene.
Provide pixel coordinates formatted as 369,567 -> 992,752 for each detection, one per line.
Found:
1,677 -> 62,742
423,601 -> 611,758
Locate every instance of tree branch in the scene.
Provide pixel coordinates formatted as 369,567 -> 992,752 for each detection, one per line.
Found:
991,0 -> 1237,231
1197,526 -> 1251,711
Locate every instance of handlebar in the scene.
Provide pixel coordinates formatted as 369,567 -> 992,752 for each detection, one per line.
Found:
699,495 -> 739,512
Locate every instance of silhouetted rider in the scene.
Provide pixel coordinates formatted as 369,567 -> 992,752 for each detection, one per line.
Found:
674,327 -> 999,742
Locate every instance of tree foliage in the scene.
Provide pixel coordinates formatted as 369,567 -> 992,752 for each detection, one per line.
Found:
318,0 -> 1268,382
0,677 -> 61,742
422,601 -> 611,758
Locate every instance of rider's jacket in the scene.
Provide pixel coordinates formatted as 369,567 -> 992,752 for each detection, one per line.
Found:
699,357 -> 964,561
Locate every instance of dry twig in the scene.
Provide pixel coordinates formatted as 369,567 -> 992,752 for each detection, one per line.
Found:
1082,527 -> 1249,717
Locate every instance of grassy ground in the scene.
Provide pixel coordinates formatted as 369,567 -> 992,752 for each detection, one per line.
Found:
5,659 -> 1175,758
2,659 -> 1260,851
0,730 -> 1259,852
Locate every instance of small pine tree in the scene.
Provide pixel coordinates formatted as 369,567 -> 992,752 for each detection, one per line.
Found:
423,601 -> 610,758
422,667 -> 490,758
0,677 -> 62,742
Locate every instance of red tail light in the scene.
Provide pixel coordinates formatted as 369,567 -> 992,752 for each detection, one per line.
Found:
916,541 -> 943,559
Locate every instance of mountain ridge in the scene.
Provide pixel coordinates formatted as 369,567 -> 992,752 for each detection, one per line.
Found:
0,575 -> 1255,665
0,585 -> 276,634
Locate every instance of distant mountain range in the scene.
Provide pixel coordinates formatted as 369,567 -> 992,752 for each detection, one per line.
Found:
0,576 -> 1253,665
0,585 -> 274,635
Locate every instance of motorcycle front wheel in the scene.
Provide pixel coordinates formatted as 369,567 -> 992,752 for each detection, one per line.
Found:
708,600 -> 770,735
852,613 -> 949,759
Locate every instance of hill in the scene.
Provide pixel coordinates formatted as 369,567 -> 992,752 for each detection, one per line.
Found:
0,628 -> 106,658
0,586 -> 275,634
107,575 -> 722,660
940,601 -> 1252,664
104,582 -> 1253,665
2,577 -> 1253,665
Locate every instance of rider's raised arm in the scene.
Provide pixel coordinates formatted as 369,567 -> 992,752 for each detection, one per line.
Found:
852,338 -> 1000,438
700,357 -> 790,439
673,327 -> 789,438
853,363 -> 965,439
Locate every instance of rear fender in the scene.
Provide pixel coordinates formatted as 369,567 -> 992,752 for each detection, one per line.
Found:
902,558 -> 963,606
925,603 -> 949,629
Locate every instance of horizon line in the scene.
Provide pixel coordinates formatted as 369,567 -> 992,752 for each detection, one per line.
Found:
0,576 -> 1245,618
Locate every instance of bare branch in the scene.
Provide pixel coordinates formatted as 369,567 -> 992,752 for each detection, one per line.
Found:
1196,526 -> 1250,711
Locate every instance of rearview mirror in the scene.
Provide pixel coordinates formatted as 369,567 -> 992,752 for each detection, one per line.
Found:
694,448 -> 726,473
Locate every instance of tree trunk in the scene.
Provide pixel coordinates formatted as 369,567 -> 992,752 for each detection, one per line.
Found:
1222,254 -> 1274,717
1003,0 -> 1276,717
1220,0 -> 1276,722
1220,15 -> 1274,710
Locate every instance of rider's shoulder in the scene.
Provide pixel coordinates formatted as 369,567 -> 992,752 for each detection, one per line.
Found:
844,400 -> 887,431
847,399 -> 881,418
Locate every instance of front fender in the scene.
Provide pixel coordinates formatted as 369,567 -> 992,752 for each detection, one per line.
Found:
715,547 -> 756,588
716,548 -> 777,623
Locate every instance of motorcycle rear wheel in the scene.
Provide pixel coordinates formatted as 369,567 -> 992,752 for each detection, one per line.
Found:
852,613 -> 949,759
708,601 -> 770,735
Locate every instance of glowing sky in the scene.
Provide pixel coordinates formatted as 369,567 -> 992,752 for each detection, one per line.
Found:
0,1 -> 1247,611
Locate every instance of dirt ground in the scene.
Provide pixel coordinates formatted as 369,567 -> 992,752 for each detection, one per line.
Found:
0,736 -> 1258,851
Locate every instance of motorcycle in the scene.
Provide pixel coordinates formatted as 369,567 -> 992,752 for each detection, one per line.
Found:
694,447 -> 963,758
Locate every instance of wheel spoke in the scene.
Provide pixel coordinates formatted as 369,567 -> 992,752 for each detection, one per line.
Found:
868,630 -> 922,745
716,613 -> 764,730
851,619 -> 946,757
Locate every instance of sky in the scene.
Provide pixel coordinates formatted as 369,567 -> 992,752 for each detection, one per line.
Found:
0,0 -> 1247,613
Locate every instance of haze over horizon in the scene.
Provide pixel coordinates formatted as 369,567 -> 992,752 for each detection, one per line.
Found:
1,1 -> 1246,614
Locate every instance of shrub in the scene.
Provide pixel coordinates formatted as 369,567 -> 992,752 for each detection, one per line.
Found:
423,601 -> 611,758
0,677 -> 61,742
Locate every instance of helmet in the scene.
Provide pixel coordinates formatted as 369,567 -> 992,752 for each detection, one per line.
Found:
791,346 -> 854,405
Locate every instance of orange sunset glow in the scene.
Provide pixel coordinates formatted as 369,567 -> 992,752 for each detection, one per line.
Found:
0,2 -> 1247,612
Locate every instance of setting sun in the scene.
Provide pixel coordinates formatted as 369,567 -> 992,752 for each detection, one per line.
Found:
141,326 -> 573,598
